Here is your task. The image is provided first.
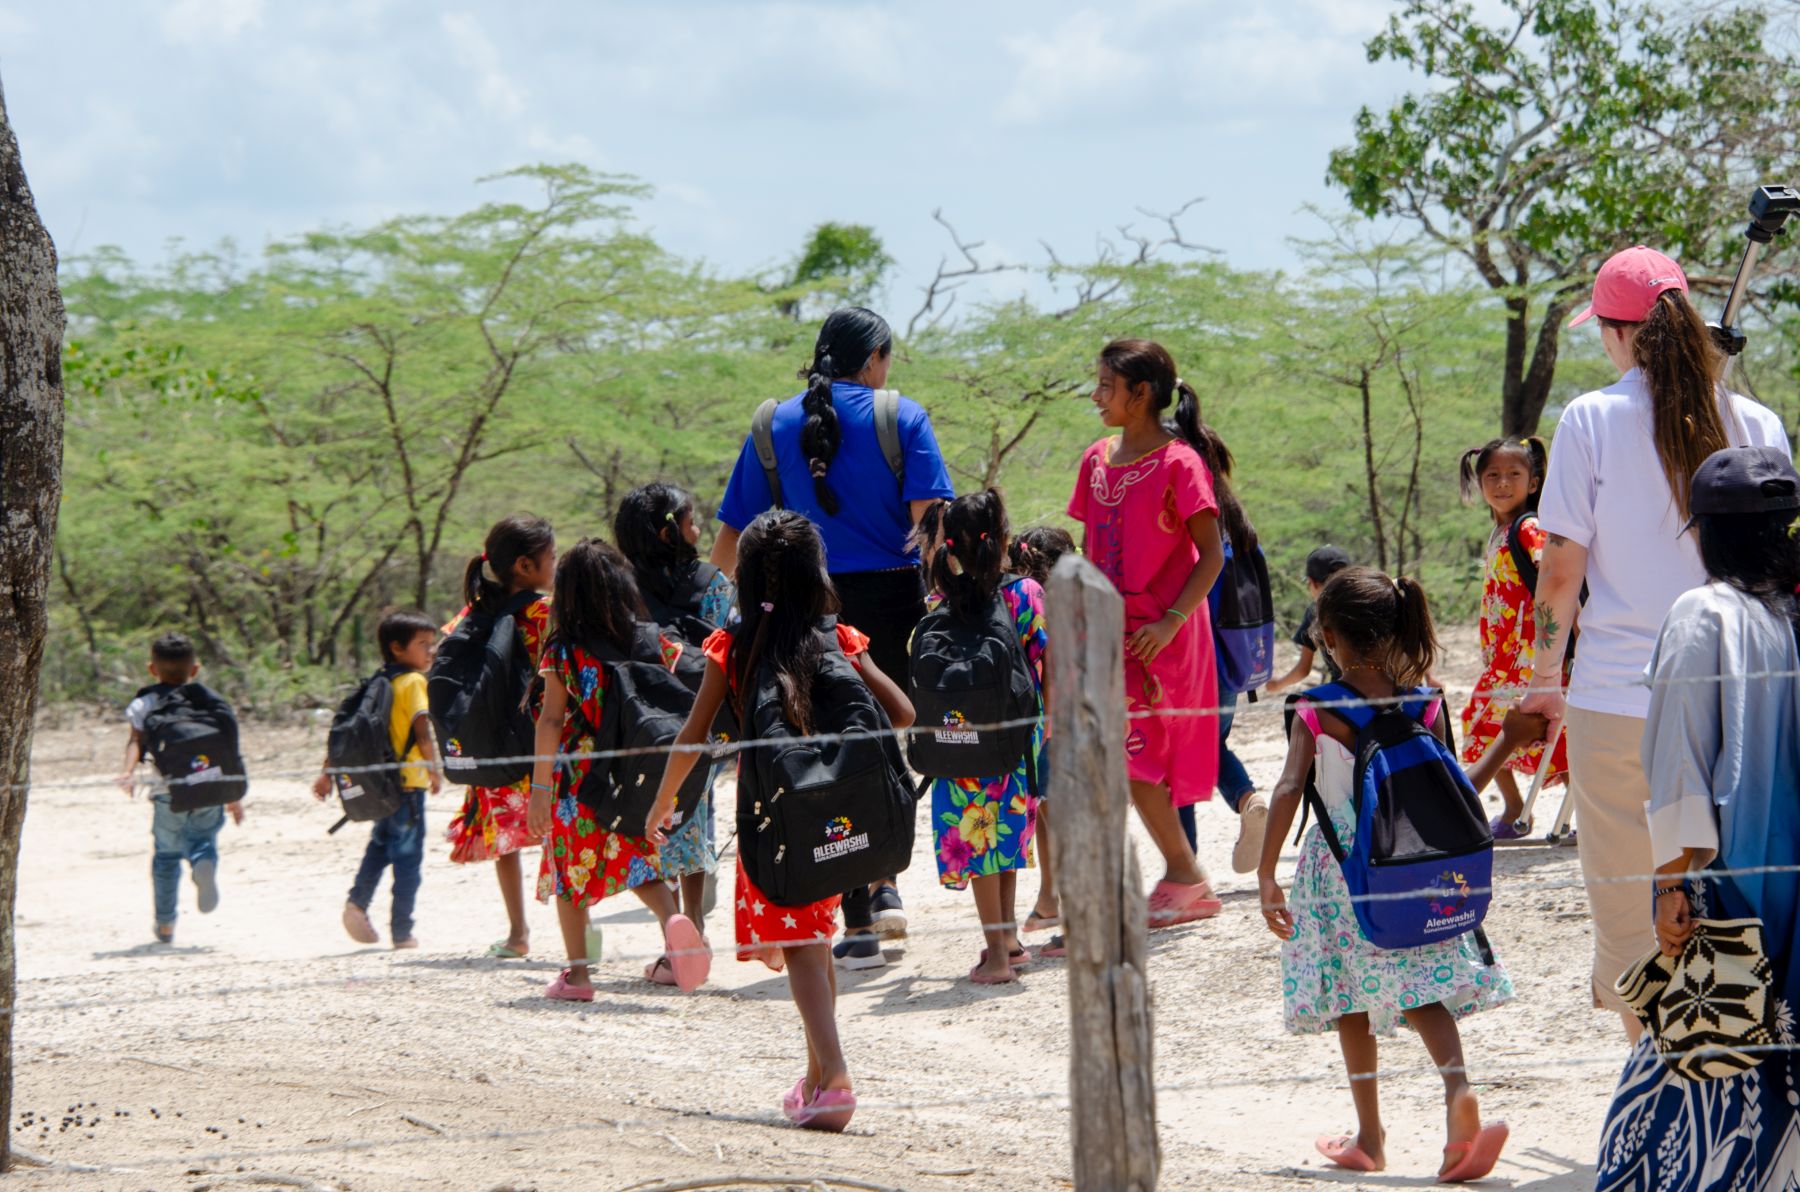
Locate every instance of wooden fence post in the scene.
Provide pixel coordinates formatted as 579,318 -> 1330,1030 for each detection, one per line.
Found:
1047,554 -> 1158,1191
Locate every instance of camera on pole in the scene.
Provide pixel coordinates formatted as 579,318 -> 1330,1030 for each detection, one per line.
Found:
1711,184 -> 1800,357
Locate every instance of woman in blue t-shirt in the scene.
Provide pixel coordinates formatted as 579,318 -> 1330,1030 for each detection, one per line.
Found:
712,306 -> 955,967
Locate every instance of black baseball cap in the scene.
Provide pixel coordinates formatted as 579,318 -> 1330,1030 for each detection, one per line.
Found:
1684,446 -> 1800,532
1305,545 -> 1353,583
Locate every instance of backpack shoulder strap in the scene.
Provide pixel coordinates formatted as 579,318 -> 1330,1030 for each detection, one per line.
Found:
872,389 -> 906,489
1281,690 -> 1348,862
1505,513 -> 1540,594
751,398 -> 785,509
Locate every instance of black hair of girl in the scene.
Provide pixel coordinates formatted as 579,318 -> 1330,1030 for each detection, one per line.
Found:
799,307 -> 894,517
1457,436 -> 1549,514
464,514 -> 555,612
546,538 -> 644,657
613,482 -> 697,603
728,510 -> 839,735
1696,509 -> 1800,625
1098,338 -> 1254,551
925,489 -> 1010,619
1315,566 -> 1440,689
1008,525 -> 1077,588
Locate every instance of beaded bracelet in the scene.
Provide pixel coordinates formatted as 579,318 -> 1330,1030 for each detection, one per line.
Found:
1654,884 -> 1687,899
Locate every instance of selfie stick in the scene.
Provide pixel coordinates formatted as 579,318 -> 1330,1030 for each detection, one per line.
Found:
1710,184 -> 1800,357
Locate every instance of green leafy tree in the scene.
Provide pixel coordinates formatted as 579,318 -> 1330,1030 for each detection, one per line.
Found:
1329,0 -> 1800,434
776,221 -> 894,319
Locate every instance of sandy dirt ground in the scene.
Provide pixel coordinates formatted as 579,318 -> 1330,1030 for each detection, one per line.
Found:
10,625 -> 1625,1191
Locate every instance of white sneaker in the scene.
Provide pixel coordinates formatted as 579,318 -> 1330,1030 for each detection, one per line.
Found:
1232,794 -> 1269,874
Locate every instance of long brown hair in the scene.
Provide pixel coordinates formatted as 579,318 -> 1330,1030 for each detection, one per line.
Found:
1600,289 -> 1727,519
1315,567 -> 1439,689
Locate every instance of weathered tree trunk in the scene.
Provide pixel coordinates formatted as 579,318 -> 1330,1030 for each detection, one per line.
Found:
1047,554 -> 1159,1191
1500,294 -> 1580,436
0,75 -> 65,1172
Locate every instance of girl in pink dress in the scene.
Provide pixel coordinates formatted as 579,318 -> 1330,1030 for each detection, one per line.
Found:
1067,339 -> 1226,928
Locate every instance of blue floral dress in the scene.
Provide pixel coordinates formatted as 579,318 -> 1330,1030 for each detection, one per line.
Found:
1281,699 -> 1514,1036
535,635 -> 715,909
928,577 -> 1047,889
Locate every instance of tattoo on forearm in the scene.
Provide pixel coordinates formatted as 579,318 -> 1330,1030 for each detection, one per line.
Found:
1546,533 -> 1568,547
1536,600 -> 1561,652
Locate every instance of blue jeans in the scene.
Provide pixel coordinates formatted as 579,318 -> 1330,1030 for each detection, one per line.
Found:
1179,681 -> 1257,852
348,791 -> 425,941
151,796 -> 224,926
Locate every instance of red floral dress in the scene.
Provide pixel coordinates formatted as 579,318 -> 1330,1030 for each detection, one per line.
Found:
702,622 -> 872,972
535,634 -> 716,909
1460,517 -> 1569,783
444,596 -> 552,863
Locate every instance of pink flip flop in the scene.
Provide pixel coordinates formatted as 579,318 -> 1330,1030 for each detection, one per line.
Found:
544,968 -> 595,1002
663,914 -> 710,992
1315,1133 -> 1380,1172
1039,934 -> 1068,959
969,963 -> 1017,985
793,1086 -> 856,1132
1438,1122 -> 1509,1183
1147,879 -> 1224,928
643,956 -> 679,986
979,946 -> 1031,970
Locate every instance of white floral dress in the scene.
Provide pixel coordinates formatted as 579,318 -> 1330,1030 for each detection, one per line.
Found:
1281,703 -> 1515,1036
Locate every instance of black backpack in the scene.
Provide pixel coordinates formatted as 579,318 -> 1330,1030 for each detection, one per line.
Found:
737,620 -> 917,907
571,624 -> 734,837
640,561 -> 725,649
324,664 -> 415,832
428,591 -> 540,788
138,683 -> 249,812
906,582 -> 1040,787
1505,512 -> 1588,664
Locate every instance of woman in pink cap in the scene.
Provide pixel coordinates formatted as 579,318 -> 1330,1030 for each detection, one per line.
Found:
1522,246 -> 1790,1039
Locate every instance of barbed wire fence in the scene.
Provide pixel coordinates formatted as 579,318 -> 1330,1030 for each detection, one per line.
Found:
10,555 -> 1799,1188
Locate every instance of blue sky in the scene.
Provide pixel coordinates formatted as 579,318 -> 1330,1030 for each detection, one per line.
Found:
0,0 -> 1417,304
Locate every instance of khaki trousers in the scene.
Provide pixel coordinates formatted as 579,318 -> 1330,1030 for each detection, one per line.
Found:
1564,706 -> 1657,1014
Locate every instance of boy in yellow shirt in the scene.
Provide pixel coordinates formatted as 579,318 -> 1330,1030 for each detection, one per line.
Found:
313,611 -> 442,948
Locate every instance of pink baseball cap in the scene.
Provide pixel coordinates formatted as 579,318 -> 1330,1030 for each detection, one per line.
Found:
1568,246 -> 1689,327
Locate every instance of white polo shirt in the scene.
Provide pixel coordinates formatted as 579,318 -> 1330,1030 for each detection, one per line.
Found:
1537,367 -> 1790,717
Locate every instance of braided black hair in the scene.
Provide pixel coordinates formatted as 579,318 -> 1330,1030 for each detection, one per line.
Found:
799,307 -> 893,516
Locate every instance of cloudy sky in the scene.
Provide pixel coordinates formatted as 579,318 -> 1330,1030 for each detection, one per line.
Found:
0,0 -> 1418,301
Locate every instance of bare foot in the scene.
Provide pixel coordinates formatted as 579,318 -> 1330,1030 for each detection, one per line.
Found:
972,951 -> 1014,983
1441,1088 -> 1482,1177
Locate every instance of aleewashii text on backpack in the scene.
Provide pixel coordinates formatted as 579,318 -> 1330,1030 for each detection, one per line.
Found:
569,623 -> 737,836
1211,534 -> 1276,696
428,591 -> 539,788
1284,683 -> 1495,955
324,663 -> 416,833
906,578 -> 1040,788
137,683 -> 249,812
737,618 -> 917,907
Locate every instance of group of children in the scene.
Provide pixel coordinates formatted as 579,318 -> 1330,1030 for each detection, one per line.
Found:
114,336 -> 1568,1176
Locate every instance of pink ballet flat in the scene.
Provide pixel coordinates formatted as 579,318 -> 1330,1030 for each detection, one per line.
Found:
793,1086 -> 856,1132
544,968 -> 595,1002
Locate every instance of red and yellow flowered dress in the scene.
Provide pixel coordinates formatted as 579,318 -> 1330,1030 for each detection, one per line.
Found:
1460,516 -> 1569,783
535,634 -> 716,909
1067,437 -> 1220,806
444,595 -> 551,863
702,622 -> 872,972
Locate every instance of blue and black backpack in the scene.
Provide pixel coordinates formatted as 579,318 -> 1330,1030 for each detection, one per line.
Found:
1285,682 -> 1495,958
1209,534 -> 1276,696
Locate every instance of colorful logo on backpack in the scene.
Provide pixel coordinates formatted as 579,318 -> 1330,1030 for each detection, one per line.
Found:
1427,870 -> 1476,925
934,709 -> 979,746
186,753 -> 224,783
814,816 -> 870,863
190,754 -> 210,771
